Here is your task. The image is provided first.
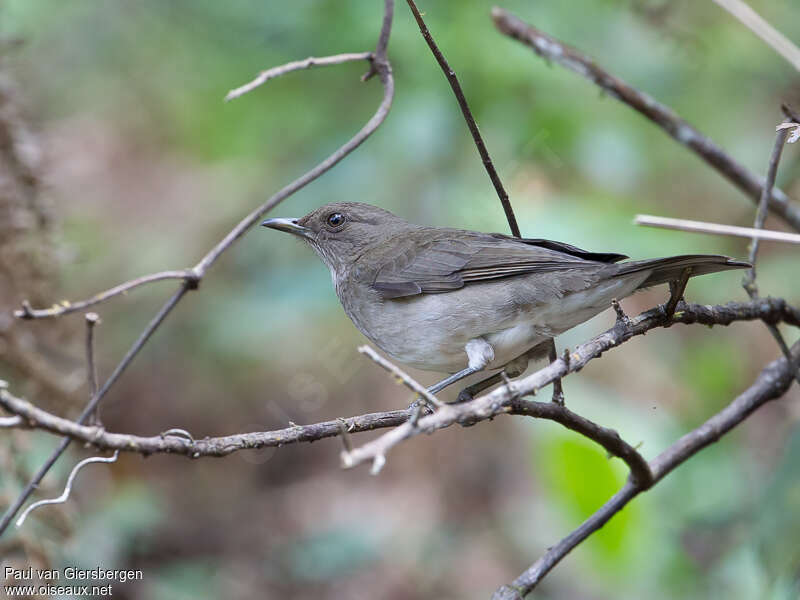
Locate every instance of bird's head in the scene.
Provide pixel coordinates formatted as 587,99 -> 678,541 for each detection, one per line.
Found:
262,202 -> 414,273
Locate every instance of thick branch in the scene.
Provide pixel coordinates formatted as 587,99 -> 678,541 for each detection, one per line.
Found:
491,8 -> 800,233
0,387 -> 409,457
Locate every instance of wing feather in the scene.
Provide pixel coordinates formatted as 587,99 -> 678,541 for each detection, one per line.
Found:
369,230 -> 625,299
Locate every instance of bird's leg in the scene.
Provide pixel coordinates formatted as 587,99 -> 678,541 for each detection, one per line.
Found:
664,267 -> 692,320
455,351 -> 530,403
427,338 -> 494,395
546,338 -> 565,405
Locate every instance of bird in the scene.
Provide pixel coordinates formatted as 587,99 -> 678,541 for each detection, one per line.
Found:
262,202 -> 749,400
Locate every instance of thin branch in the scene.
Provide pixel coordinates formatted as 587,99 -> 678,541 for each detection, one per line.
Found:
635,215 -> 800,244
508,399 -> 652,487
358,345 -> 445,408
406,0 -> 520,237
492,340 -> 800,599
15,451 -> 119,528
743,124 -> 790,295
491,8 -> 800,233
740,121 -> 798,379
712,0 -> 800,72
225,52 -> 374,102
84,313 -> 100,425
13,270 -> 193,320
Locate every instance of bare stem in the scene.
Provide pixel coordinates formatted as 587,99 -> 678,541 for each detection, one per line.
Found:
743,124 -> 790,296
712,0 -> 800,72
225,52 -> 374,101
635,215 -> 800,244
358,345 -> 444,408
406,0 -> 520,237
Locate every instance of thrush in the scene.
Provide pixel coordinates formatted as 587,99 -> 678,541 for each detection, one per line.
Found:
263,202 -> 748,398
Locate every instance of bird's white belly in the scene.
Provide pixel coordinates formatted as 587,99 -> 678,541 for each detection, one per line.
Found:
344,272 -> 648,374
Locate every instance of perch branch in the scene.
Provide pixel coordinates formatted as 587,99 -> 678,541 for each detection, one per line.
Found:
3,299 -> 797,463
491,7 -> 800,233
340,298 -> 799,471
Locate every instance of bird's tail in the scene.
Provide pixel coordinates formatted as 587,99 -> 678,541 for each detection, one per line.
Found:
613,254 -> 751,289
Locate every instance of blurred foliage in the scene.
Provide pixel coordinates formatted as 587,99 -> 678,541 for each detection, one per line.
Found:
1,0 -> 799,598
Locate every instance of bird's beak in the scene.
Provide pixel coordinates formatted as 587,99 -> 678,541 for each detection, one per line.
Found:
261,217 -> 314,240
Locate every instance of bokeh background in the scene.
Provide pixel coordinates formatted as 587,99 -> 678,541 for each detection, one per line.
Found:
1,1 -> 800,598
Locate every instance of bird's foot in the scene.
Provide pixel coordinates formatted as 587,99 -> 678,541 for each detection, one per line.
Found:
408,397 -> 435,415
456,388 -> 474,404
664,267 -> 692,321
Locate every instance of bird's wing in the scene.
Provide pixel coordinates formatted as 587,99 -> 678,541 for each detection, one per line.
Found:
368,230 -> 627,299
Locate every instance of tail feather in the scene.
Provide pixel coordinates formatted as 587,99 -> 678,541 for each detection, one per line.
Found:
613,255 -> 751,289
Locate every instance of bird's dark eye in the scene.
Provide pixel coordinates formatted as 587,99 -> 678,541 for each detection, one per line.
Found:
326,212 -> 346,228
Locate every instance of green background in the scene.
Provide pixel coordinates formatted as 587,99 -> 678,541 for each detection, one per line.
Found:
1,1 -> 799,598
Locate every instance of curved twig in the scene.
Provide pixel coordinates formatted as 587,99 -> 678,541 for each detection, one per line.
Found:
509,399 -> 652,487
225,52 -> 374,101
15,451 -> 119,528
